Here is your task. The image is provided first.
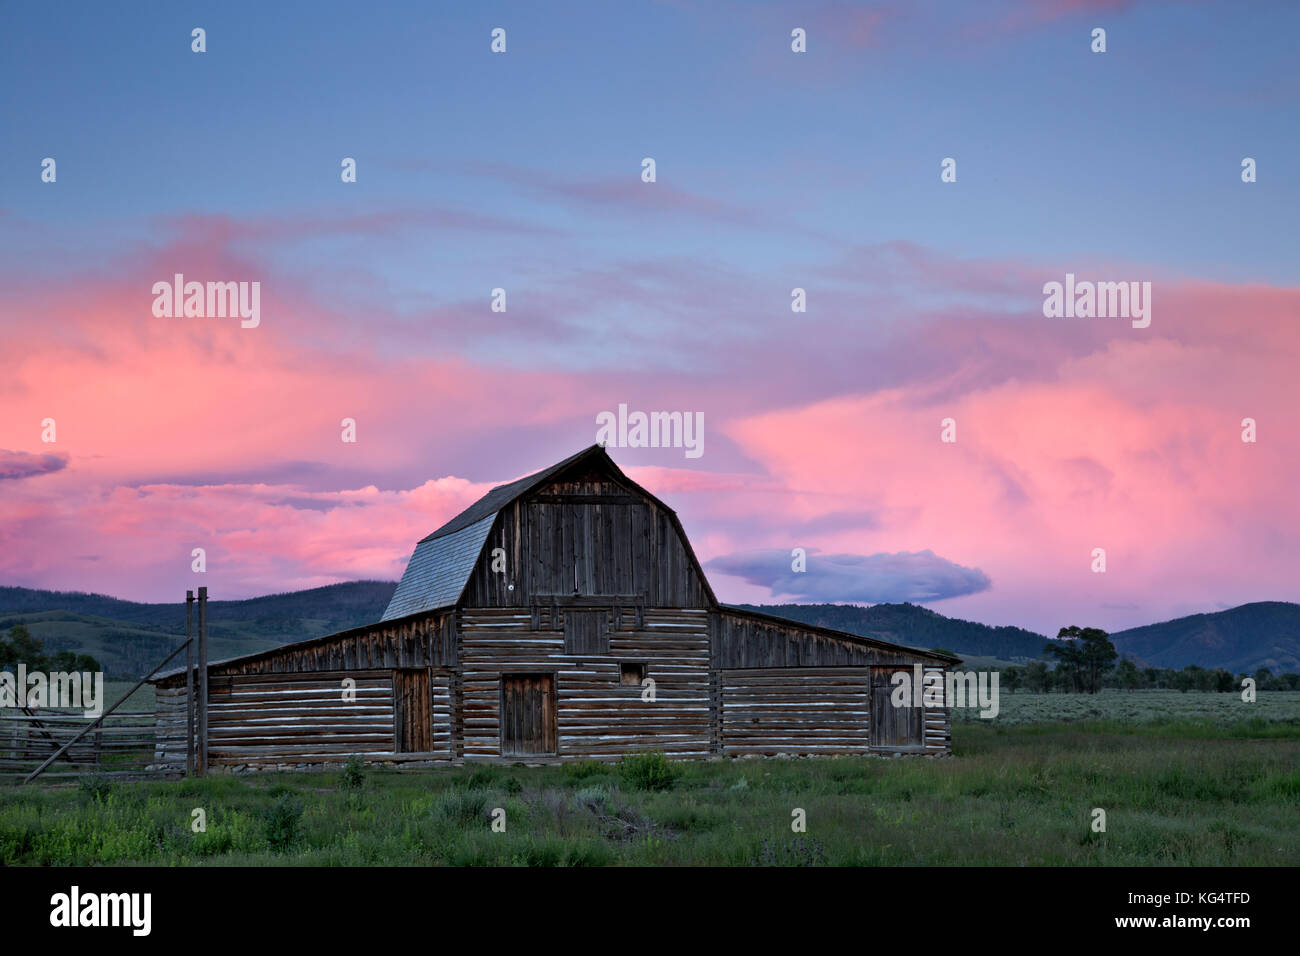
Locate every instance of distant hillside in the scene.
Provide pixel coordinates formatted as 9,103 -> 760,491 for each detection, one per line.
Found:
1111,602 -> 1300,674
0,582 -> 397,677
5,583 -> 1296,678
735,602 -> 1054,662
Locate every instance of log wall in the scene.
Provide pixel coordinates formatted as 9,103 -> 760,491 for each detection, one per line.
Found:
719,667 -> 871,756
153,684 -> 191,772
152,671 -> 460,771
923,663 -> 952,754
717,665 -> 953,757
712,610 -> 953,757
153,622 -> 952,766
459,606 -> 710,760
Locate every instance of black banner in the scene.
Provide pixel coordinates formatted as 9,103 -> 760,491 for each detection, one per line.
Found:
0,866 -> 1273,942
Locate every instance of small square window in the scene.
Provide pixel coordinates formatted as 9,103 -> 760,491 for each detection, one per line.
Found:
620,662 -> 646,686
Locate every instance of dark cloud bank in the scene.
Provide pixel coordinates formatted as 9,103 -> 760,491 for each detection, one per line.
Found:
0,450 -> 67,481
706,548 -> 991,604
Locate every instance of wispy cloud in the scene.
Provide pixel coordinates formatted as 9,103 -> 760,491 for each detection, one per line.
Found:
156,205 -> 563,246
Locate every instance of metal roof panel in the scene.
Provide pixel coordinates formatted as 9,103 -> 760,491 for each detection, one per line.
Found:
381,513 -> 496,620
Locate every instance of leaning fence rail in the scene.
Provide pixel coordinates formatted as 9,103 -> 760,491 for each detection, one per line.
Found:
14,636 -> 193,784
1,709 -> 158,781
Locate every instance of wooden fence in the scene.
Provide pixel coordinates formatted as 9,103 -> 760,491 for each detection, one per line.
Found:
0,709 -> 159,782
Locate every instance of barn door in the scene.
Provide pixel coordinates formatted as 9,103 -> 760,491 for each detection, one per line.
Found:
500,674 -> 557,756
870,666 -> 923,751
393,668 -> 432,753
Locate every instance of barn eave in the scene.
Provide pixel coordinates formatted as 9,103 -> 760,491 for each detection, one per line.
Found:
718,604 -> 963,665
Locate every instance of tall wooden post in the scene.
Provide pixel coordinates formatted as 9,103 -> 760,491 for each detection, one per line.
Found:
197,586 -> 208,777
185,590 -> 195,777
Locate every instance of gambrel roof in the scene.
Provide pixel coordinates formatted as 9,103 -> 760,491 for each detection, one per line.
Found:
416,445 -> 599,544
380,444 -> 705,621
380,514 -> 496,621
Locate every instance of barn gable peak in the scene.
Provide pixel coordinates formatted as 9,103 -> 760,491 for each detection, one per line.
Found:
418,444 -> 615,545
382,444 -> 682,621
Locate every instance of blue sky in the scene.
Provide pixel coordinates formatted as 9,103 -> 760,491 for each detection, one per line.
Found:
4,0 -> 1296,288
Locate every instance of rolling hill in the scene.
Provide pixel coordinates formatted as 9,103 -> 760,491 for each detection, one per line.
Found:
736,602 -> 1055,662
0,582 -> 397,677
742,601 -> 1300,674
3,583 -> 1296,677
1110,602 -> 1300,674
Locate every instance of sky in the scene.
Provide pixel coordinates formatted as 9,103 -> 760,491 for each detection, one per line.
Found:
1,0 -> 1297,636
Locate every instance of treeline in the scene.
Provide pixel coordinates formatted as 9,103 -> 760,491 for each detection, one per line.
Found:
0,625 -> 100,674
981,624 -> 1300,693
999,660 -> 1300,693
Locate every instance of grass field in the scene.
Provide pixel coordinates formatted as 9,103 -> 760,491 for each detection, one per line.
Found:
3,693 -> 1297,866
951,688 -> 1300,728
105,680 -> 155,712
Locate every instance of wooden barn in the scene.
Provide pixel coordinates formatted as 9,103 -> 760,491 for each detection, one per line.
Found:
150,445 -> 956,771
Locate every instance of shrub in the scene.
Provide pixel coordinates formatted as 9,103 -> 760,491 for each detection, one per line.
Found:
342,756 -> 366,790
192,824 -> 235,857
572,785 -> 613,816
562,759 -> 608,781
617,751 -> 679,791
752,836 -> 828,867
504,776 -> 523,796
466,766 -> 499,789
263,795 -> 304,853
78,773 -> 114,802
433,788 -> 490,826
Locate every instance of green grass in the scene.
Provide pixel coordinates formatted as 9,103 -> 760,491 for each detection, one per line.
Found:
3,718 -> 1297,866
103,680 -> 155,712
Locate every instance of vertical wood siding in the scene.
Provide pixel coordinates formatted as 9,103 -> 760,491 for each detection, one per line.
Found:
208,612 -> 455,675
499,674 -> 557,755
716,609 -> 925,668
461,472 -> 708,608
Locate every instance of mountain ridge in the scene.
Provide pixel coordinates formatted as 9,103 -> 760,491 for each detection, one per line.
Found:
1,584 -> 1295,676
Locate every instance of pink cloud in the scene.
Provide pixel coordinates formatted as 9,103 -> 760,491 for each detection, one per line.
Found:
1,218 -> 1295,636
0,472 -> 496,600
715,281 -> 1300,632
